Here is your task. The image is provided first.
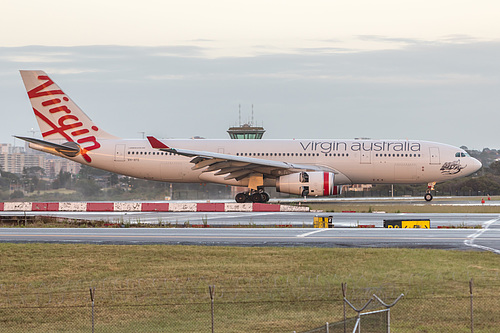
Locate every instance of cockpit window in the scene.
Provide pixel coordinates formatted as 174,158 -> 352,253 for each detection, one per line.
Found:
456,152 -> 469,158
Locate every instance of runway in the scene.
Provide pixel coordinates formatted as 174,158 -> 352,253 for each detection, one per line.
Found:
1,214 -> 500,253
0,210 -> 498,227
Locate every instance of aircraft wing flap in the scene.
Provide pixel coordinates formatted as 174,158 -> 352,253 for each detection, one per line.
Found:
224,169 -> 255,180
191,158 -> 226,170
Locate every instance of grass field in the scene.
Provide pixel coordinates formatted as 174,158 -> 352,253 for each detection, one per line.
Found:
1,243 -> 499,332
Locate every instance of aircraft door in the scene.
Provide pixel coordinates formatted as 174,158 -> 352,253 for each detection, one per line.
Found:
114,144 -> 126,161
360,150 -> 371,164
429,147 -> 440,165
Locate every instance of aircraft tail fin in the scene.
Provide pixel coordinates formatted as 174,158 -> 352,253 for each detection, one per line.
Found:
19,70 -> 119,142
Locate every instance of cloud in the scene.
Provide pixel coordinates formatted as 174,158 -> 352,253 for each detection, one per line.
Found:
357,35 -> 425,45
2,41 -> 500,150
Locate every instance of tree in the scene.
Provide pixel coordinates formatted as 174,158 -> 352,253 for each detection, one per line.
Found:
75,179 -> 102,197
52,171 -> 73,189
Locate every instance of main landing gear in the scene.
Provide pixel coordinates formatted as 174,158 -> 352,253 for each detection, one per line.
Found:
235,189 -> 270,203
424,182 -> 436,202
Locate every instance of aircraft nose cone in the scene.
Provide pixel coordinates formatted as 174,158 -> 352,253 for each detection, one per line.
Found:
472,158 -> 482,172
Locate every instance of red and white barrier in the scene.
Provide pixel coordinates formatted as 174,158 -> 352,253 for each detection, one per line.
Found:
0,202 -> 309,212
114,202 -> 142,212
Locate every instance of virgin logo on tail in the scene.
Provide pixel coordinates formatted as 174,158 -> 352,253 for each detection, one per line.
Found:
27,75 -> 101,162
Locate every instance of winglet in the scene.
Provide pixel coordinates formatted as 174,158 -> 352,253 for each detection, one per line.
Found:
147,136 -> 170,149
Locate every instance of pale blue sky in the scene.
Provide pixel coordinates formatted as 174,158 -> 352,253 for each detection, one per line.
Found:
1,1 -> 500,149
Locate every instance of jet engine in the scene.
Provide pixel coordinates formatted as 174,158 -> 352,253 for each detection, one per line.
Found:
276,172 -> 342,197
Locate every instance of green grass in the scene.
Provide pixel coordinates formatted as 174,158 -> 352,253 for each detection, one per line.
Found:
1,244 -> 499,332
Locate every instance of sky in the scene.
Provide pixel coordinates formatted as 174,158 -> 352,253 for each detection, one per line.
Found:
1,0 -> 500,150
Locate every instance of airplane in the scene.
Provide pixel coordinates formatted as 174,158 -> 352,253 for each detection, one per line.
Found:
16,70 -> 482,203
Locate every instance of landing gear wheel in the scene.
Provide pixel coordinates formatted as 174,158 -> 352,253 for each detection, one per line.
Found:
424,193 -> 433,202
251,192 -> 264,203
261,192 -> 270,203
235,193 -> 248,203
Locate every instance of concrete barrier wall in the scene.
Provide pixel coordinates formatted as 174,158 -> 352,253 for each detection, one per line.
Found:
169,202 -> 198,212
224,203 -> 253,212
0,201 -> 309,212
280,205 -> 309,212
141,203 -> 170,212
114,202 -> 142,212
31,203 -> 47,211
253,203 -> 281,212
87,203 -> 114,212
59,202 -> 87,211
197,203 -> 225,212
4,202 -> 32,211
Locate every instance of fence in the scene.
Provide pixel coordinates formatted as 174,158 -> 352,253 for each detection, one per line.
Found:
1,279 -> 498,332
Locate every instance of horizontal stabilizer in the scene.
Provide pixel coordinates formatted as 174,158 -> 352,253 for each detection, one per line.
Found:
15,136 -> 81,157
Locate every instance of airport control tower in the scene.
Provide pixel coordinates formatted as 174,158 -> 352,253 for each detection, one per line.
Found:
227,105 -> 265,139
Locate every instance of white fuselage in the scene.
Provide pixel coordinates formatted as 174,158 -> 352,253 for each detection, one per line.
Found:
35,138 -> 481,188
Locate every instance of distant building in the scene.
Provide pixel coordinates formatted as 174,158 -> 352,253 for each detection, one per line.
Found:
44,158 -> 81,178
0,151 -> 44,174
0,144 -> 9,154
227,124 -> 265,139
227,105 -> 265,139
0,143 -> 80,177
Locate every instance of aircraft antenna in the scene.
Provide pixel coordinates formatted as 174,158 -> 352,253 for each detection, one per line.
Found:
251,104 -> 254,126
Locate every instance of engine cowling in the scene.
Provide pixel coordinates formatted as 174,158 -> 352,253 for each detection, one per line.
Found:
276,172 -> 342,197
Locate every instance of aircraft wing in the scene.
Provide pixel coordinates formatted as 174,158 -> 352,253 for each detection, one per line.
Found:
147,136 -> 334,181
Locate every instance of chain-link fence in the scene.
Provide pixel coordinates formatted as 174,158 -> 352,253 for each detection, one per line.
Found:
1,278 -> 498,332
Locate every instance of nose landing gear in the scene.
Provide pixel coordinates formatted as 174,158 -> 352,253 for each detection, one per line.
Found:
424,182 -> 436,202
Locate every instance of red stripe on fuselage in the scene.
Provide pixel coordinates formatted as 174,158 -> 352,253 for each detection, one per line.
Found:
323,172 -> 329,196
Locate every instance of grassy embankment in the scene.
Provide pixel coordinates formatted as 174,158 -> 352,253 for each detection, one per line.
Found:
1,244 -> 499,332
